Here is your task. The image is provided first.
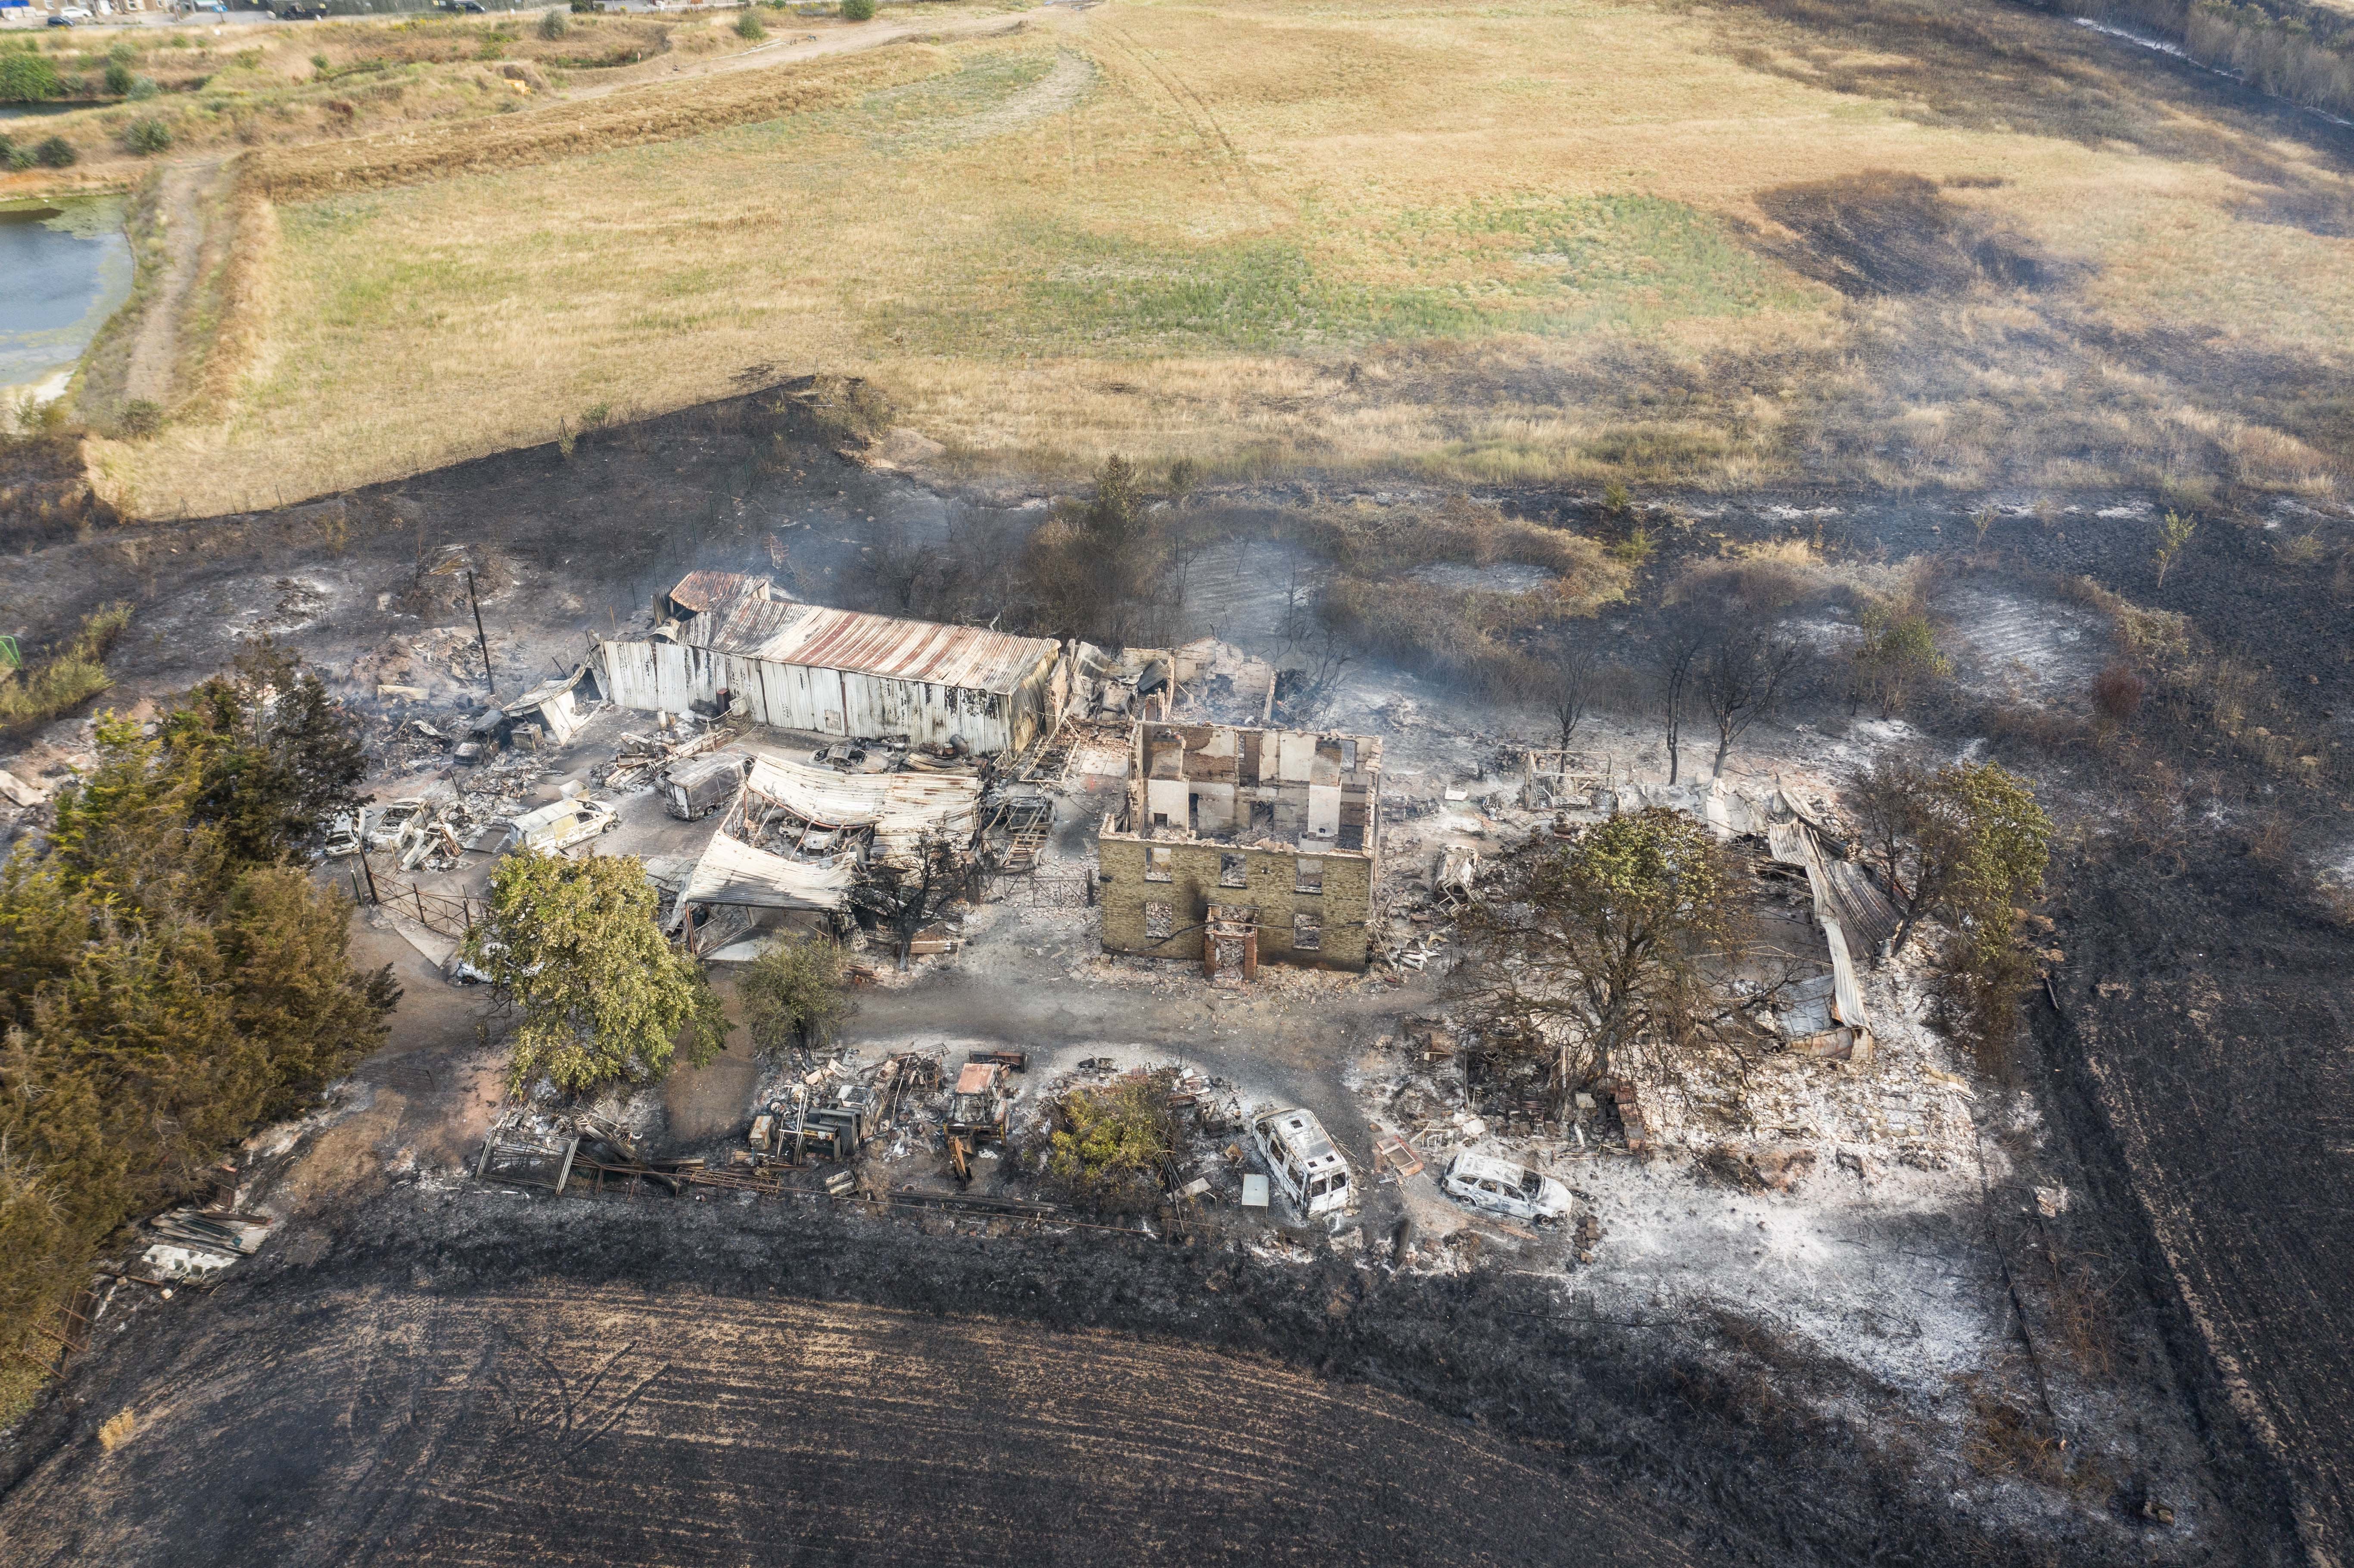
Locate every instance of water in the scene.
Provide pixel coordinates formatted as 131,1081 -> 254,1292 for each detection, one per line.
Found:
0,196 -> 132,406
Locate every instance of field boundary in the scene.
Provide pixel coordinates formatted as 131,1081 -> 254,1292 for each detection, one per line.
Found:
246,39 -> 964,202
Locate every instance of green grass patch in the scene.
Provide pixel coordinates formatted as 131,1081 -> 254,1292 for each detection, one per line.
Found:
0,603 -> 132,736
864,193 -> 1807,356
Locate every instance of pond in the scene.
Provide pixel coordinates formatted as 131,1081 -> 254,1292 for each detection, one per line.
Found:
0,196 -> 132,411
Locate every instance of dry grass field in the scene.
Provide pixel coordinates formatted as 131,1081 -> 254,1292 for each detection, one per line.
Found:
84,0 -> 2354,517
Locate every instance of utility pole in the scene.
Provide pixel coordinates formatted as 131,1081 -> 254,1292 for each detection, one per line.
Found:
467,568 -> 493,693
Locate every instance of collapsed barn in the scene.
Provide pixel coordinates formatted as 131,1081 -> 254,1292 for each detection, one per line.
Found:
599,572 -> 1068,755
1096,723 -> 1383,974
666,751 -> 985,956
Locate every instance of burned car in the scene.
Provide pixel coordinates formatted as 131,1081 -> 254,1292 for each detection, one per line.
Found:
503,796 -> 620,856
1440,1152 -> 1572,1224
661,751 -> 749,821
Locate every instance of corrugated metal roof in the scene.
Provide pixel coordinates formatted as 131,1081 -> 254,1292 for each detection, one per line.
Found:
661,571 -> 1059,693
670,570 -> 772,614
745,754 -> 980,834
762,608 -> 1058,694
678,832 -> 854,912
687,594 -> 817,656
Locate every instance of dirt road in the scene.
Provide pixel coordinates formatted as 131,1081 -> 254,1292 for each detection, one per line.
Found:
118,156 -> 224,414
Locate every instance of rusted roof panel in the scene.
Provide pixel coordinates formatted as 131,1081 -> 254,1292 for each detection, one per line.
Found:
670,570 -> 771,614
760,608 -> 1058,694
688,595 -> 817,656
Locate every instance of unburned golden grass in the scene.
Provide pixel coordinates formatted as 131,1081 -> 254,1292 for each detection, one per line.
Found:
87,0 -> 2354,518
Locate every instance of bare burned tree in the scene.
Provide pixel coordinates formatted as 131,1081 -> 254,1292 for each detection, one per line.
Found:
1698,622 -> 1801,779
1274,613 -> 1355,725
854,833 -> 968,970
1451,809 -> 1796,1114
1656,630 -> 1705,784
1549,640 -> 1606,753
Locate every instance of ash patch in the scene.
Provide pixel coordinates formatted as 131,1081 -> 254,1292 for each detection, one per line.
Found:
1407,561 -> 1559,594
1934,582 -> 2115,707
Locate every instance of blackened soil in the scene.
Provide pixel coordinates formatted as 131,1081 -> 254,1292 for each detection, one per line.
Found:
0,1184 -> 2177,1568
2042,842 -> 2354,1565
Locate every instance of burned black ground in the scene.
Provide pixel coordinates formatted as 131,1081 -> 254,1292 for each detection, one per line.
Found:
0,1176 -> 2205,1568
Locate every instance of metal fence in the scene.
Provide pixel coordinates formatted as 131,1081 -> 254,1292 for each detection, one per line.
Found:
345,851 -> 481,941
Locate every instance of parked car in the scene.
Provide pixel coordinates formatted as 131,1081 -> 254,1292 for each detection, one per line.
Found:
1441,1152 -> 1573,1224
503,796 -> 619,856
1247,1106 -> 1355,1218
48,12 -> 80,24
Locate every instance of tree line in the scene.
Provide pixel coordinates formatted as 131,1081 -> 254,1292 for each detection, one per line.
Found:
0,644 -> 395,1409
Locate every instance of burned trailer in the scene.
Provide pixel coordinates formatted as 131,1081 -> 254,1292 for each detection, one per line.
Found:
662,751 -> 750,821
600,572 -> 1068,756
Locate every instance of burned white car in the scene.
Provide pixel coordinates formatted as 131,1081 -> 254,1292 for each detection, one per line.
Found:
1248,1106 -> 1356,1219
360,798 -> 428,851
1441,1152 -> 1573,1224
502,796 -> 620,856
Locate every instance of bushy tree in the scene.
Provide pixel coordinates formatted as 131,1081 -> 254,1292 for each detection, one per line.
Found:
1848,596 -> 1949,718
125,118 -> 173,157
735,8 -> 765,38
1454,808 -> 1784,1109
1037,1075 -> 1178,1213
1,666 -> 396,1399
1843,756 -> 2050,958
159,639 -> 368,868
737,936 -> 847,1054
467,853 -> 724,1093
539,6 -> 569,38
1022,454 -> 1183,646
0,51 -> 62,105
841,0 -> 875,19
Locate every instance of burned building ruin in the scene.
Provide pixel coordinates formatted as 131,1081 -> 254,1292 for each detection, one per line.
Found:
1096,722 -> 1382,974
599,572 -> 1068,756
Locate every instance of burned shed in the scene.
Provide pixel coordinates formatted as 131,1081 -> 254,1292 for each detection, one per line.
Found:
1096,722 -> 1383,973
600,572 -> 1068,755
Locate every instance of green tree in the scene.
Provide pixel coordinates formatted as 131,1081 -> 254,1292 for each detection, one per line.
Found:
538,6 -> 569,38
1842,756 -> 2051,958
736,936 -> 847,1054
1848,595 -> 1949,718
735,8 -> 765,38
125,117 -> 173,156
841,0 -> 875,19
103,59 -> 132,97
467,853 -> 725,1093
159,639 -> 369,869
0,52 -> 62,105
34,136 -> 77,170
1454,807 -> 1772,1109
0,676 -> 395,1405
